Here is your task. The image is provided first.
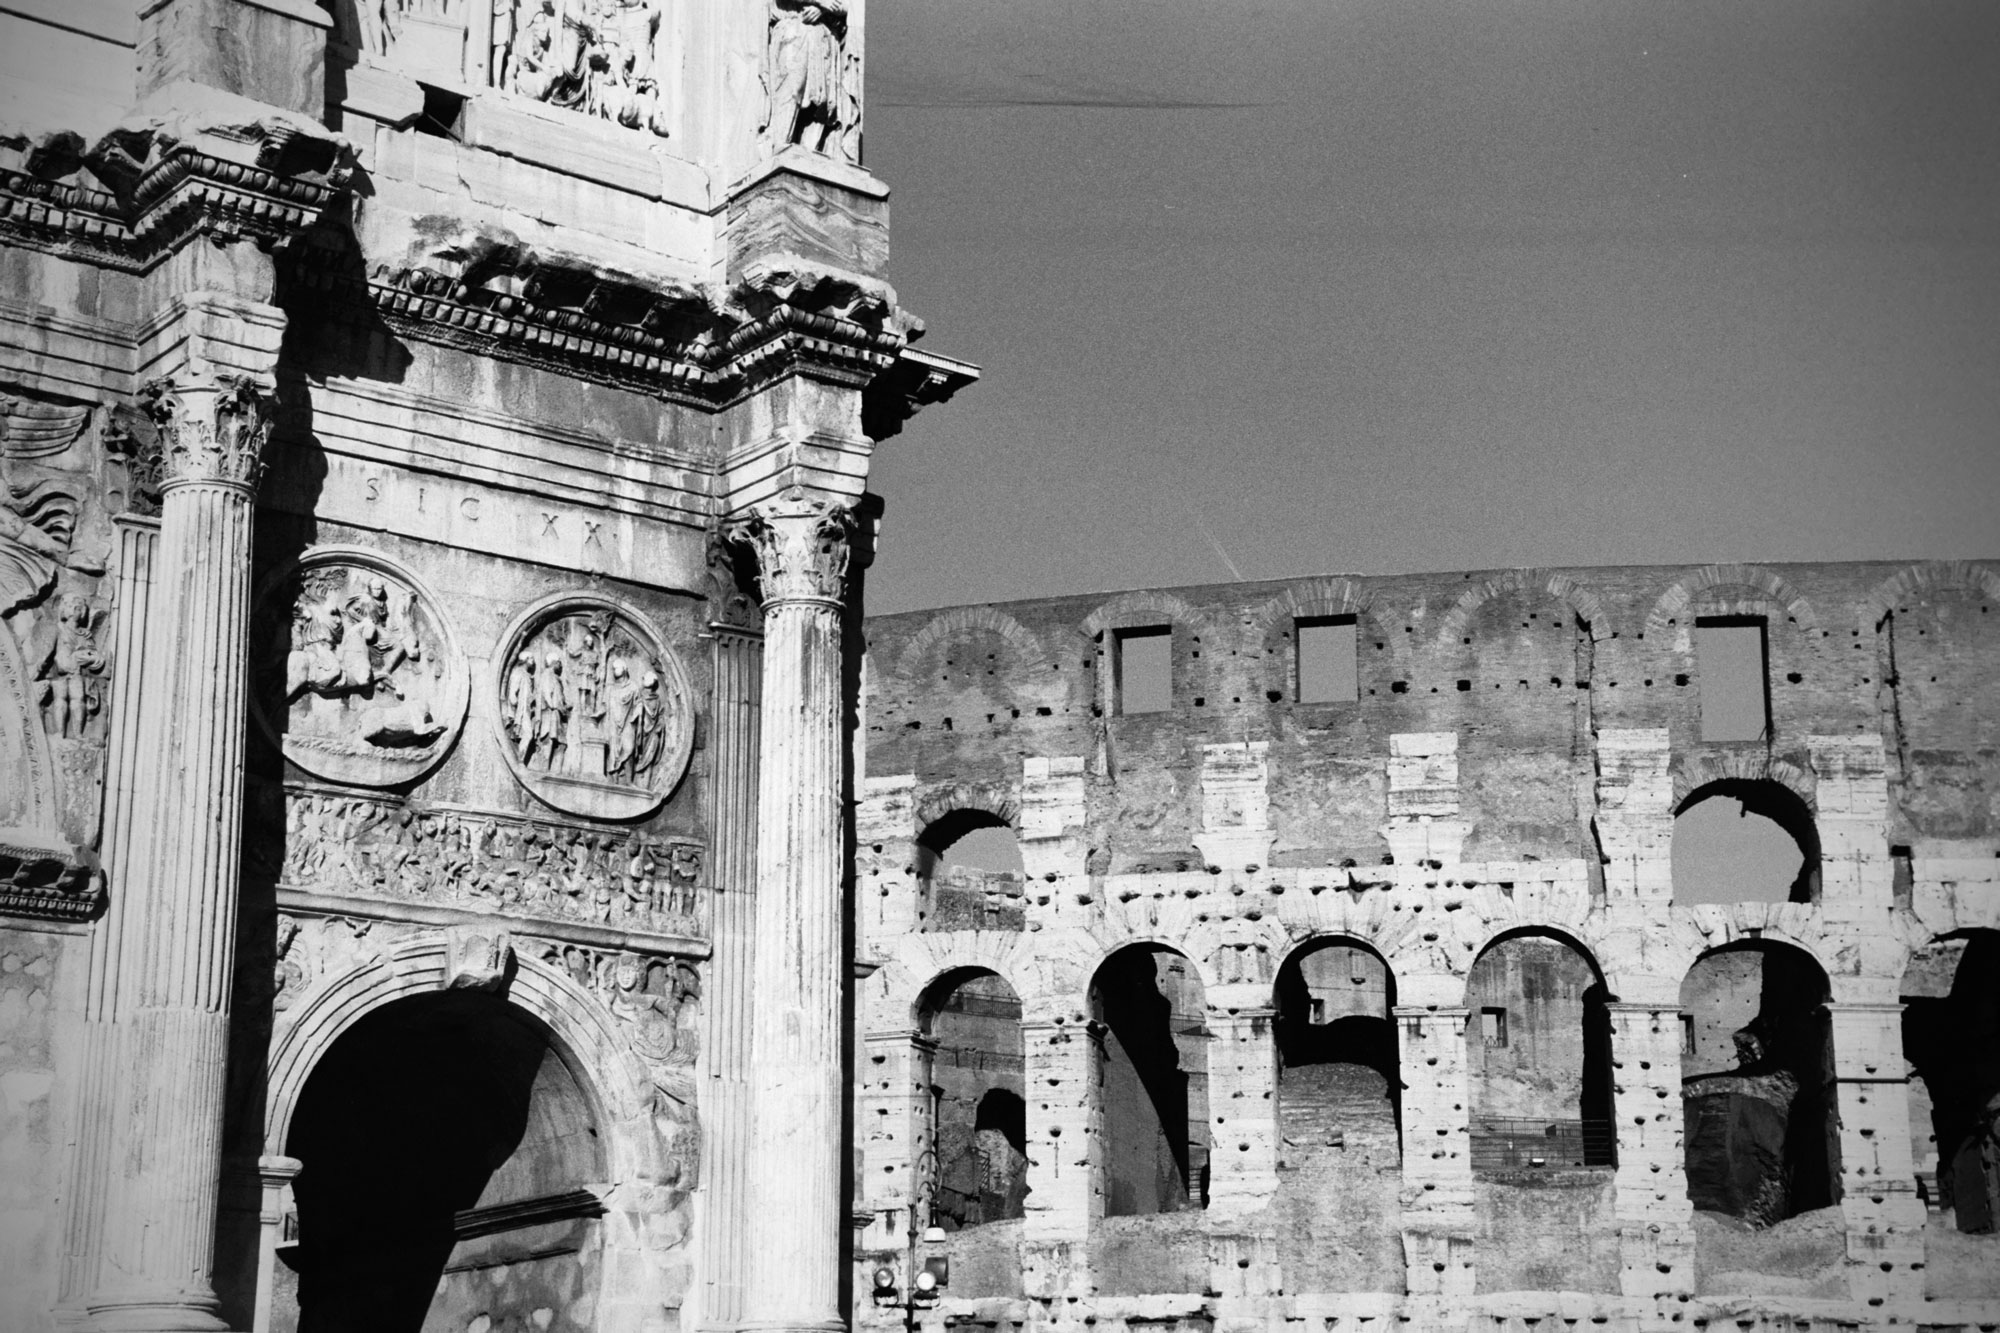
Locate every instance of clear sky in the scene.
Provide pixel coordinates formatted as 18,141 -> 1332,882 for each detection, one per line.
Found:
860,0 -> 2000,618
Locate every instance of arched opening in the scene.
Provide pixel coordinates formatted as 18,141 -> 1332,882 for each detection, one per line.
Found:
917,968 -> 1028,1230
1672,779 -> 1820,905
1089,944 -> 1209,1216
1268,937 -> 1406,1291
1274,937 -> 1399,1151
916,809 -> 1024,931
1680,942 -> 1840,1226
1466,931 -> 1616,1171
1901,930 -> 2000,1233
279,990 -> 606,1333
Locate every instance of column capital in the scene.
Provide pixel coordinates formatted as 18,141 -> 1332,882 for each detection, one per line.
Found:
723,490 -> 857,609
140,372 -> 274,493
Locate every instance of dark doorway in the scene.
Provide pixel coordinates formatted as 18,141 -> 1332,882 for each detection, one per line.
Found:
283,991 -> 604,1333
1090,945 -> 1209,1216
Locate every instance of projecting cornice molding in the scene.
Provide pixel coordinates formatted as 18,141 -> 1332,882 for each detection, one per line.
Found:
0,114 -> 354,270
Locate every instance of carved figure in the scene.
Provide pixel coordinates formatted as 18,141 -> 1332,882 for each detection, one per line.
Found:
764,0 -> 858,161
256,557 -> 467,787
491,0 -> 518,87
0,479 -> 79,615
498,0 -> 671,136
36,594 -> 107,739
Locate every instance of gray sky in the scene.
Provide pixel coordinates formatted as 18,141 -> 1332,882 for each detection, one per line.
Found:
861,0 -> 2000,617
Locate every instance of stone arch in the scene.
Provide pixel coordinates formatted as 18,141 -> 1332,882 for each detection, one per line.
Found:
1089,939 -> 1212,1215
894,604 -> 1052,680
1463,927 -> 1618,1169
1863,560 -> 2000,630
914,780 -> 1020,832
1433,569 -> 1611,646
1899,929 -> 2000,1232
1645,563 -> 1819,640
1679,938 -> 1840,1224
875,934 -> 1041,1031
914,965 -> 1030,1230
1672,751 -> 1816,814
265,934 -> 663,1185
1248,577 -> 1373,635
1079,590 -> 1210,641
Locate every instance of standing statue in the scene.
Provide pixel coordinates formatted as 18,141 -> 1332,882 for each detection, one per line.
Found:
527,648 -> 570,770
764,0 -> 859,161
37,593 -> 107,739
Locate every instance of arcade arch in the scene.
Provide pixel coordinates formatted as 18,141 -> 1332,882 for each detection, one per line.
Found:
1089,943 -> 1210,1216
1901,930 -> 2000,1233
1672,778 -> 1821,905
1273,937 -> 1400,1151
1679,941 -> 1839,1226
1464,930 -> 1615,1171
916,968 -> 1029,1230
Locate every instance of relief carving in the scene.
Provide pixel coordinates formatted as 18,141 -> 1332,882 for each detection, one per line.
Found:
496,0 -> 673,138
546,942 -> 700,1183
33,593 -> 107,741
0,386 -> 92,460
496,598 -> 692,820
252,552 -> 469,788
336,0 -> 471,81
0,478 -> 80,615
724,491 -> 854,608
272,787 -> 706,936
763,0 -> 860,162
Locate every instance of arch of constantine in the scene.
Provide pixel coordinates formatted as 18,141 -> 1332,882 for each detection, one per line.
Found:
0,5 -> 1993,1333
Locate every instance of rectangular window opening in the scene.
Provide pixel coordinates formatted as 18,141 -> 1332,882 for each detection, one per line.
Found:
1296,615 -> 1358,703
1695,616 -> 1769,742
1679,1013 -> 1696,1057
1480,1006 -> 1508,1048
1114,626 -> 1173,715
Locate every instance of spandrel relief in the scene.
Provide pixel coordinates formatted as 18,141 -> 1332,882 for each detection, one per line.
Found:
332,0 -> 472,82
252,551 -> 469,788
495,0 -> 673,138
496,597 -> 692,820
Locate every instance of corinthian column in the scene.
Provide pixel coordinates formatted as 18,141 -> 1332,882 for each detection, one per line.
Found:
87,374 -> 271,1333
726,491 -> 854,1333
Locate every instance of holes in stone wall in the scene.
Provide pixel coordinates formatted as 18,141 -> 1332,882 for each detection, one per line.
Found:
1671,780 -> 1820,905
1114,626 -> 1173,715
918,969 -> 1029,1231
1090,944 -> 1210,1216
1680,942 -> 1840,1226
1697,616 -> 1770,742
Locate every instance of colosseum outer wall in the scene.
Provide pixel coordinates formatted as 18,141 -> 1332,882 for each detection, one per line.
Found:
852,560 -> 2000,1329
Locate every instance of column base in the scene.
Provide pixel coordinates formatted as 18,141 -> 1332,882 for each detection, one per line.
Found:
82,1296 -> 231,1333
735,1321 -> 846,1333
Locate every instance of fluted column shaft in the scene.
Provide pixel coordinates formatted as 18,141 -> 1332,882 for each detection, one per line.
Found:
730,496 -> 853,1333
88,376 -> 270,1333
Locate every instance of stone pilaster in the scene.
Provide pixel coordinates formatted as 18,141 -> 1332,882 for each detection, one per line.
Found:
87,373 -> 271,1333
1020,1016 -> 1097,1298
250,1156 -> 300,1333
1193,742 -> 1274,871
56,516 -> 163,1323
728,492 -> 854,1333
1594,728 -> 1675,905
1204,995 -> 1279,1221
1826,1000 -> 1926,1307
1382,733 -> 1468,868
1606,1002 -> 1695,1297
854,1030 -> 932,1256
1395,1003 -> 1476,1299
697,622 -> 762,1330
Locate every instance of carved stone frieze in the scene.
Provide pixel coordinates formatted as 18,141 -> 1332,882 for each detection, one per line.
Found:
31,593 -> 108,741
140,374 -> 273,492
265,786 -> 706,937
251,550 -> 470,787
0,840 -> 101,922
763,0 -> 860,162
497,0 -> 673,138
495,596 -> 693,819
725,490 -> 855,608
0,385 -> 92,460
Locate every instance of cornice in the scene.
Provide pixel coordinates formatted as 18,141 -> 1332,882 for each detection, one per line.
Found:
0,126 -> 352,272
0,838 -> 102,924
284,232 -> 911,409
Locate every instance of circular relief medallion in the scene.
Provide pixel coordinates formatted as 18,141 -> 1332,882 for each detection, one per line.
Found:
493,596 -> 693,820
251,549 -> 470,787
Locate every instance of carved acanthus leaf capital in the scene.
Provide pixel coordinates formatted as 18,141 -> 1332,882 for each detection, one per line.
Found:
141,374 -> 274,492
724,492 -> 856,609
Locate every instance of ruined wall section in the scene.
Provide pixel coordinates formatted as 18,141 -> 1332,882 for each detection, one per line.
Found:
855,559 -> 2000,1330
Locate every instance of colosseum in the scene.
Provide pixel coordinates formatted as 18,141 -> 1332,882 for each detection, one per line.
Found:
851,564 -> 2000,1326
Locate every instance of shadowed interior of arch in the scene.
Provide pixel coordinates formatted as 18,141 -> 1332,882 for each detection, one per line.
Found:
281,990 -> 604,1333
918,969 -> 1029,1231
1672,779 -> 1821,905
1900,930 -> 2000,1234
1090,944 -> 1210,1217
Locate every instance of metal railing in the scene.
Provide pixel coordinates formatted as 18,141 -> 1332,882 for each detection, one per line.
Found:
1468,1117 -> 1615,1171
